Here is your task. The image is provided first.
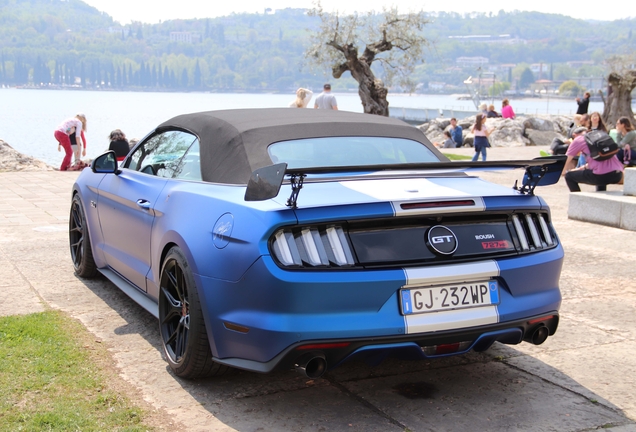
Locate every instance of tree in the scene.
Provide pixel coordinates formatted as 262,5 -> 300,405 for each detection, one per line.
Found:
519,67 -> 535,89
601,55 -> 636,127
558,80 -> 584,97
305,4 -> 430,116
488,81 -> 510,97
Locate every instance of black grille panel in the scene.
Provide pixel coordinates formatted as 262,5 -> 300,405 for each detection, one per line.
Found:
347,212 -> 556,267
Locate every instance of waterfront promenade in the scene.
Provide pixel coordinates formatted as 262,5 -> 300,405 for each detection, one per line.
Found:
1,150 -> 635,431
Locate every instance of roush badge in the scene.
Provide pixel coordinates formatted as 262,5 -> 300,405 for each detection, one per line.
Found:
427,225 -> 458,255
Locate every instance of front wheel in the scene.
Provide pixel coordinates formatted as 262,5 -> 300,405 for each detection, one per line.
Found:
158,246 -> 228,379
69,194 -> 97,278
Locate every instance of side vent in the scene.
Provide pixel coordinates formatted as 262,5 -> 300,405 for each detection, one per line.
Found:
511,213 -> 555,252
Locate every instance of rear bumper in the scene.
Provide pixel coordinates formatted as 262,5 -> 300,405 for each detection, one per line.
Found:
213,313 -> 559,374
195,245 -> 563,373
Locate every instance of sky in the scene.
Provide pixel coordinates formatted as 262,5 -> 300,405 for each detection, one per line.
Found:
81,0 -> 623,24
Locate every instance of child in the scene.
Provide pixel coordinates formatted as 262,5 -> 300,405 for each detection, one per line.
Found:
471,114 -> 491,161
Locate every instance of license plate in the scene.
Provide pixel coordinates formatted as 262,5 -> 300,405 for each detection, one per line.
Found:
400,280 -> 499,315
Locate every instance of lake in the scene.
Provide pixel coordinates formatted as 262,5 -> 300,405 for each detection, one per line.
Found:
0,88 -> 603,166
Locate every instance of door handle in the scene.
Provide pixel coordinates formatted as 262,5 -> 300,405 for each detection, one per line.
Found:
136,199 -> 151,209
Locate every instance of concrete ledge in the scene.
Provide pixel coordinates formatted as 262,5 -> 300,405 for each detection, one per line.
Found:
568,191 -> 636,231
624,167 -> 636,196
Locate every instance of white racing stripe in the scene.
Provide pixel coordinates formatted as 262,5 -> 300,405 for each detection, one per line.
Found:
402,261 -> 500,334
404,260 -> 500,287
340,178 -> 471,202
405,306 -> 498,334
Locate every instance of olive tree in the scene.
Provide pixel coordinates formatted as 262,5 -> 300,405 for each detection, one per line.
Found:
601,55 -> 636,127
305,4 -> 429,116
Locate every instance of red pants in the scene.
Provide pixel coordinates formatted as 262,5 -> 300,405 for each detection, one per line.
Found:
54,130 -> 72,171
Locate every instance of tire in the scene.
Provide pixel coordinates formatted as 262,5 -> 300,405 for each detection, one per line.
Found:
158,246 -> 228,379
69,194 -> 98,278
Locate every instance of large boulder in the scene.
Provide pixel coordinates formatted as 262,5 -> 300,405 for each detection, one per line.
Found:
420,113 -> 578,148
525,129 -> 560,146
0,141 -> 55,171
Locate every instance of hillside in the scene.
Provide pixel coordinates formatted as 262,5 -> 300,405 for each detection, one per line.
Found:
0,0 -> 634,92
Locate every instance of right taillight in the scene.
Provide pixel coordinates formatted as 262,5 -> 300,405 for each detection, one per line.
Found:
512,213 -> 555,251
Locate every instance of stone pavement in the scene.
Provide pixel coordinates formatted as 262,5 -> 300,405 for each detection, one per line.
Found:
1,149 -> 635,432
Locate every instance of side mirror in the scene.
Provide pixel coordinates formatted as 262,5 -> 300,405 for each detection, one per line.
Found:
91,151 -> 119,174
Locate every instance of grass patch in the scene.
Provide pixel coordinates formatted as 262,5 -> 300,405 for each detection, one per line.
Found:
0,311 -> 152,431
443,153 -> 472,161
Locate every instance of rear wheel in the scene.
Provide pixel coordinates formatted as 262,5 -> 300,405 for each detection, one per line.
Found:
158,246 -> 228,379
69,194 -> 97,278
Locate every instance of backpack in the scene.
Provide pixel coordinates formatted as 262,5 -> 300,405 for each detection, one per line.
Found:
585,130 -> 619,161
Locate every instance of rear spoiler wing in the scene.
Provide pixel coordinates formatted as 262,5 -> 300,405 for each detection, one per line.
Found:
244,156 -> 566,208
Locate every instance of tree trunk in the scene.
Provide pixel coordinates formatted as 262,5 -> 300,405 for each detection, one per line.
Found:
602,71 -> 636,127
332,44 -> 390,117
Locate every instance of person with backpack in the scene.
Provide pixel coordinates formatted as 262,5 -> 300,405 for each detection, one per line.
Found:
561,127 -> 624,192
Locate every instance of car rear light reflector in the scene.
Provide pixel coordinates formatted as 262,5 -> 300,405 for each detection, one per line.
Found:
422,341 -> 471,356
271,225 -> 355,268
528,315 -> 555,325
296,342 -> 351,350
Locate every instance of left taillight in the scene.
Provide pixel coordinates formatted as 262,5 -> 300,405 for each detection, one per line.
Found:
270,225 -> 355,268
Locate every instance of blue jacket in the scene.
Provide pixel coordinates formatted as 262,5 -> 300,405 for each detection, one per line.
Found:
450,125 -> 463,147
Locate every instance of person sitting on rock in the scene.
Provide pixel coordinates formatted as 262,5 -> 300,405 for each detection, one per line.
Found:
486,104 -> 500,118
433,131 -> 455,148
108,129 -> 130,162
501,99 -> 515,119
615,117 -> 636,166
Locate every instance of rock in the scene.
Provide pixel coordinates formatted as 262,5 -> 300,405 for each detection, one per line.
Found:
523,117 -> 558,132
525,129 -> 560,146
0,140 -> 55,171
421,114 -> 577,148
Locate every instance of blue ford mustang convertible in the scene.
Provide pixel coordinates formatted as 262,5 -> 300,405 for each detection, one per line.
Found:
69,109 -> 564,379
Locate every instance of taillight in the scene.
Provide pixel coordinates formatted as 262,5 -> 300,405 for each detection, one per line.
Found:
271,225 -> 355,268
511,212 -> 555,251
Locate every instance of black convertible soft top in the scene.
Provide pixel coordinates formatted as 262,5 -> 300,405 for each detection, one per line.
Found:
156,108 -> 441,184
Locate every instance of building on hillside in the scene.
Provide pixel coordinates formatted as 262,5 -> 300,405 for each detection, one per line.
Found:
567,61 -> 595,69
456,57 -> 489,67
170,32 -> 201,43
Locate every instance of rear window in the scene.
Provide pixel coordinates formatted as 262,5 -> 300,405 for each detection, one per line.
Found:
267,136 -> 440,169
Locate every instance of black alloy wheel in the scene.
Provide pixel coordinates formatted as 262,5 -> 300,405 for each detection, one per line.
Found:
69,194 -> 97,278
158,247 -> 227,379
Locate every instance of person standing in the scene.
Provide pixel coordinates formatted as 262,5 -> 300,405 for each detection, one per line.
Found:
501,99 -> 515,119
576,91 -> 590,115
448,117 -> 463,148
314,84 -> 338,110
561,128 -> 623,192
289,88 -> 313,108
54,113 -> 87,171
471,114 -> 492,161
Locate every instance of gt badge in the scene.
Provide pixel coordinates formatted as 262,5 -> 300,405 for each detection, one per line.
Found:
427,225 -> 458,255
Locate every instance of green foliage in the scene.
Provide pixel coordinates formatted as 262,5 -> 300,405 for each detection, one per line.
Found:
0,0 -> 635,92
519,68 -> 535,89
488,81 -> 511,96
559,80 -> 584,96
0,311 -> 150,430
